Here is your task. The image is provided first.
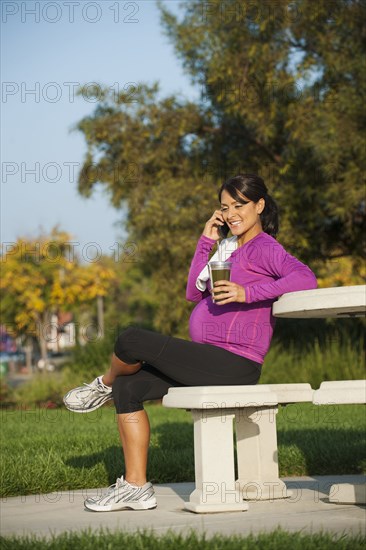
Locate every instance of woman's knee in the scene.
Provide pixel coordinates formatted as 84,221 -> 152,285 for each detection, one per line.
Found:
114,326 -> 142,363
111,353 -> 141,373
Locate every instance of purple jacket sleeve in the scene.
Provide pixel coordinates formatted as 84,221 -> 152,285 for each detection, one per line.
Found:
244,241 -> 318,304
186,235 -> 217,302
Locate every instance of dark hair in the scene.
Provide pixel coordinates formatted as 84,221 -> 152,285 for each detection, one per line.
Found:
218,173 -> 279,238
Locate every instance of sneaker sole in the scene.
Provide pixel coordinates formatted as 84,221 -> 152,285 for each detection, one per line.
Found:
63,394 -> 113,414
84,497 -> 157,511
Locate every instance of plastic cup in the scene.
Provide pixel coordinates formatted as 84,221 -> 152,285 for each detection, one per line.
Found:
208,261 -> 232,303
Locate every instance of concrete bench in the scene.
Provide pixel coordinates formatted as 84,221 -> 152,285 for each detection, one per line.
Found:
313,380 -> 366,405
313,380 -> 366,505
162,383 -> 313,513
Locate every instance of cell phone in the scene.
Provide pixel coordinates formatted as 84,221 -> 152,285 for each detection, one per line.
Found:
218,221 -> 230,239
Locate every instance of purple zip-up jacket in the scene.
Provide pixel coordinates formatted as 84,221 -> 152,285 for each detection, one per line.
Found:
186,232 -> 318,364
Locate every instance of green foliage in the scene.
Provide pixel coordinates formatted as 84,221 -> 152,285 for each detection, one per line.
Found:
74,83 -> 215,335
74,0 -> 366,333
0,378 -> 16,406
12,368 -> 92,408
69,332 -> 116,374
273,317 -> 366,351
101,262 -> 160,337
159,0 -> 366,262
262,338 -> 365,388
262,317 -> 366,388
1,528 -> 365,550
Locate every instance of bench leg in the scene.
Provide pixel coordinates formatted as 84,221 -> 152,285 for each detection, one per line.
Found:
185,408 -> 248,513
329,483 -> 366,504
235,406 -> 291,500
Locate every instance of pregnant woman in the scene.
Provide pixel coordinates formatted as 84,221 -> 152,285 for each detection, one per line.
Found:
63,173 -> 317,512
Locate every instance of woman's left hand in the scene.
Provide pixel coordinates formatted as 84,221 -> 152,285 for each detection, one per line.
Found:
211,281 -> 246,305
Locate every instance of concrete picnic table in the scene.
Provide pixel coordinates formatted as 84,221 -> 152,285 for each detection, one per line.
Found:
163,285 -> 366,512
273,284 -> 366,505
272,285 -> 366,319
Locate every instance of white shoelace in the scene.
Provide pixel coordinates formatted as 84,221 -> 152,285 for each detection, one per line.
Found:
82,379 -> 110,393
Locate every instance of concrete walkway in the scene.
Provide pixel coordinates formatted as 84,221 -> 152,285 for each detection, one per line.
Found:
1,475 -> 365,540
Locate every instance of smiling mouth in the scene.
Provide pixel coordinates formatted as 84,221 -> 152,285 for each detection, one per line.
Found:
229,221 -> 242,227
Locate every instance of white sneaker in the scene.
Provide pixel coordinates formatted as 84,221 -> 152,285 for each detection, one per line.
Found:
84,476 -> 157,511
63,376 -> 113,413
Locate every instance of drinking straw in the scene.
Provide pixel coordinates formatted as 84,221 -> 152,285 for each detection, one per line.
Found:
218,237 -> 222,262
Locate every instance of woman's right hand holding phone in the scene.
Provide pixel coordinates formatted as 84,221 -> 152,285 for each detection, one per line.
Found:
202,210 -> 226,241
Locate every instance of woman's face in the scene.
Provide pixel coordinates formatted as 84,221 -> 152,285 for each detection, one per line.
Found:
220,189 -> 265,245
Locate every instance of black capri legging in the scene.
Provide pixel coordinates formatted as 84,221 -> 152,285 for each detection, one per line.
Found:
112,327 -> 262,414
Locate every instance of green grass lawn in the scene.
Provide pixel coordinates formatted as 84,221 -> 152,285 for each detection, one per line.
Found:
1,528 -> 365,550
1,402 -> 365,498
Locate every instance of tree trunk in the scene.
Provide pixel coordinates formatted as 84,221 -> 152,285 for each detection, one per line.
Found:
38,312 -> 50,372
24,337 -> 33,372
97,295 -> 105,339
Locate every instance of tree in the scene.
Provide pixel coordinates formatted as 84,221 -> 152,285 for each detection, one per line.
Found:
75,84 -> 214,335
0,228 -> 116,367
158,0 -> 365,260
73,0 -> 365,335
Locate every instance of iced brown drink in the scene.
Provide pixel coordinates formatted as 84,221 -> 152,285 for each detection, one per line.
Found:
208,261 -> 232,302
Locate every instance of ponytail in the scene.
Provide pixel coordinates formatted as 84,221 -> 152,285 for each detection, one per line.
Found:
260,193 -> 279,238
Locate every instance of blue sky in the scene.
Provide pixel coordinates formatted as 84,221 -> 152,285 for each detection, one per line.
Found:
1,0 -> 198,255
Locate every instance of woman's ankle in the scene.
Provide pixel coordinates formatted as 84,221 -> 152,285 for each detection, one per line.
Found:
125,477 -> 147,487
101,374 -> 113,387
